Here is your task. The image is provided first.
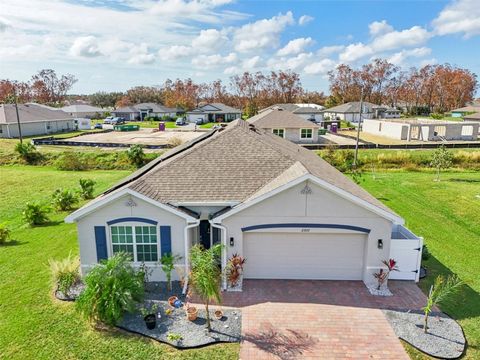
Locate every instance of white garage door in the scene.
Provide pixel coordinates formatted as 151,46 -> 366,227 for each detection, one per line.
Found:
243,232 -> 366,280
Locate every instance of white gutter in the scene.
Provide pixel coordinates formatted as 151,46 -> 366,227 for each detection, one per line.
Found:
210,220 -> 228,291
182,220 -> 200,294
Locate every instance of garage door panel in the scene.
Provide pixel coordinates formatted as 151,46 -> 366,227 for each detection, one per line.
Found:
243,232 -> 365,280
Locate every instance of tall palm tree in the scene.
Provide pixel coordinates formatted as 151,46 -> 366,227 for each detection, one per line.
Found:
189,244 -> 222,331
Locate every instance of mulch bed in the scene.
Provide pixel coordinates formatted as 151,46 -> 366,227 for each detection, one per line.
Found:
384,309 -> 466,359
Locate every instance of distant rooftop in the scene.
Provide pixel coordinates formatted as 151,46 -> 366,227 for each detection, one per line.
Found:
0,104 -> 73,124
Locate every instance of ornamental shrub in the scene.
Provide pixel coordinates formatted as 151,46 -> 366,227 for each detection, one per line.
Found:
76,253 -> 144,325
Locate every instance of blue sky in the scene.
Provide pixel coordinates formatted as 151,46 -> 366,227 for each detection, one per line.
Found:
1,0 -> 479,94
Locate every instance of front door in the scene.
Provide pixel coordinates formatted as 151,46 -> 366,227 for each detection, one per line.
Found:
199,220 -> 211,249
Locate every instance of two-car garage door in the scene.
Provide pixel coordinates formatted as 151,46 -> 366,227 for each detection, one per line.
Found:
243,232 -> 366,280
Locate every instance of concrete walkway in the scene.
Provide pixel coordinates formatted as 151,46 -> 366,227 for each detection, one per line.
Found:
219,280 -> 427,360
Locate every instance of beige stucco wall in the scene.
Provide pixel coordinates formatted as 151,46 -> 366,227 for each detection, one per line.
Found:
221,180 -> 393,285
76,194 -> 188,281
363,119 -> 409,140
1,120 -> 75,138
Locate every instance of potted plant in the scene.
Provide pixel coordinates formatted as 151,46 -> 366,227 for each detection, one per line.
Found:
168,295 -> 178,307
226,253 -> 246,291
189,244 -> 223,331
214,309 -> 223,320
160,253 -> 182,292
140,303 -> 159,330
186,306 -> 198,321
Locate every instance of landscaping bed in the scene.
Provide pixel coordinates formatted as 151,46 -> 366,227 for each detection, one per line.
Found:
384,309 -> 466,359
119,301 -> 242,348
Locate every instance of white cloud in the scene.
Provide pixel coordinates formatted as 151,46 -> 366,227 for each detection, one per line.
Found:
192,28 -> 229,49
339,42 -> 374,63
371,26 -> 431,51
270,52 -> 313,71
316,45 -> 345,57
304,59 -> 336,75
369,20 -> 394,37
128,53 -> 156,65
432,0 -> 480,38
299,15 -> 314,26
234,11 -> 294,52
69,36 -> 102,58
158,45 -> 194,61
387,47 -> 432,66
242,55 -> 262,69
191,52 -> 237,68
277,37 -> 313,56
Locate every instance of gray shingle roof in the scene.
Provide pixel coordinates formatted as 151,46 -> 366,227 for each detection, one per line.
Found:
189,103 -> 241,114
248,109 -> 319,129
323,102 -> 376,114
113,103 -> 178,114
0,104 -> 73,124
61,104 -> 104,113
464,112 -> 480,120
100,119 -> 397,218
292,106 -> 324,114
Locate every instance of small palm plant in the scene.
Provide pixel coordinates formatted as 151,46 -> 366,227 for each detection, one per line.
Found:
160,253 -> 182,292
189,244 -> 222,331
423,275 -> 463,333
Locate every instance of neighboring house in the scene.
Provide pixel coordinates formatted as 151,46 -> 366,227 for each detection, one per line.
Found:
66,120 -> 422,288
248,108 -> 320,143
112,103 -> 180,121
363,118 -> 479,141
261,103 -> 325,122
463,113 -> 480,133
322,102 -> 401,123
61,104 -> 105,119
0,103 -> 75,138
450,106 -> 480,118
186,103 -> 241,123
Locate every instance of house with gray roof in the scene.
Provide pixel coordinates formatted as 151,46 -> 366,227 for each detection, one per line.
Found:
261,103 -> 325,122
112,103 -> 180,121
0,103 -> 75,138
186,103 -> 241,123
66,119 -> 422,289
322,102 -> 400,124
248,108 -> 320,143
61,104 -> 105,119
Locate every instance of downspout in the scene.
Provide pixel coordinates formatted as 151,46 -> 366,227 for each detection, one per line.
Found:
210,220 -> 228,291
183,220 -> 200,294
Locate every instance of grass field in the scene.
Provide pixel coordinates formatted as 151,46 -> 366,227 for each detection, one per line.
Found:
0,166 -> 238,360
360,170 -> 480,359
0,164 -> 478,359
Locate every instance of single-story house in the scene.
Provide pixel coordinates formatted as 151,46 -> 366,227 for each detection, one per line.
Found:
248,108 -> 320,143
322,102 -> 401,123
65,120 -> 422,289
450,106 -> 480,118
186,103 -> 241,123
463,112 -> 480,132
363,118 -> 479,141
0,103 -> 75,138
112,103 -> 180,121
61,104 -> 105,119
261,103 -> 325,122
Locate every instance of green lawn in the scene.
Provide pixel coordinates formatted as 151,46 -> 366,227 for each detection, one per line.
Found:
199,122 -> 226,129
0,166 -> 238,360
360,170 -> 480,359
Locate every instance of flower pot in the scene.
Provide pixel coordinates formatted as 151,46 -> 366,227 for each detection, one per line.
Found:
214,310 -> 223,320
168,296 -> 178,307
186,306 -> 198,321
144,314 -> 156,330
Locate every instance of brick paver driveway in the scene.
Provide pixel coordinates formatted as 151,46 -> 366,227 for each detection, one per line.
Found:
221,280 -> 428,360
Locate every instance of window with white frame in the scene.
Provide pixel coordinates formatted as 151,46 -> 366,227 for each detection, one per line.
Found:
272,128 -> 285,138
111,225 -> 158,262
300,128 -> 313,139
